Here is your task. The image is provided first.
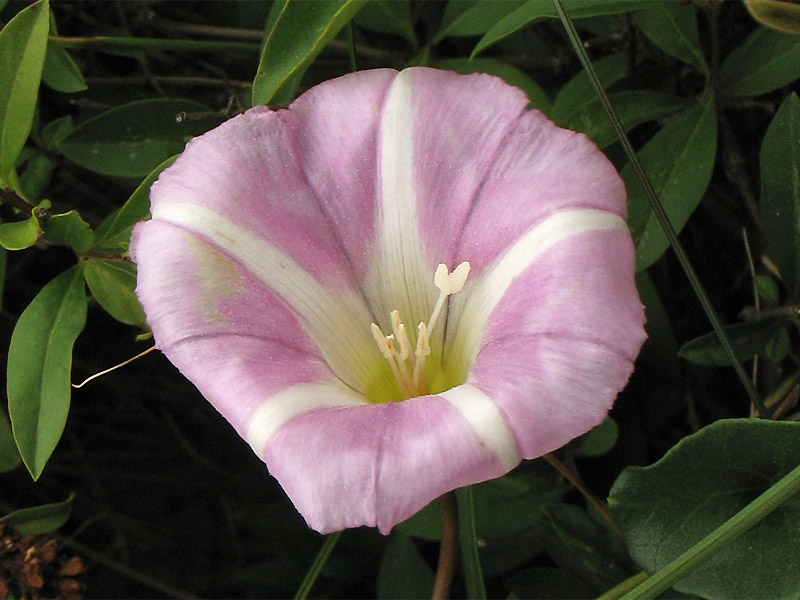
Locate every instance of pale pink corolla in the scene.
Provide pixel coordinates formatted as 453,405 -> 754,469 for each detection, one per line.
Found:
130,67 -> 646,534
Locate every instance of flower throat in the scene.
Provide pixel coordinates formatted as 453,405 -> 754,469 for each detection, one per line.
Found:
370,262 -> 470,399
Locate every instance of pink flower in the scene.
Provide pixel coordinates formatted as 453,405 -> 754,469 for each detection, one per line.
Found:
130,67 -> 646,534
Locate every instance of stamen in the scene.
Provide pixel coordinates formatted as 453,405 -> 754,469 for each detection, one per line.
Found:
370,262 -> 471,400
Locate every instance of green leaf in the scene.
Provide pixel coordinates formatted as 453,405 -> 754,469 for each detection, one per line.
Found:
395,499 -> 441,540
745,0 -> 800,35
0,200 -> 46,250
635,271 -> 681,384
764,324 -> 790,361
561,90 -> 689,150
376,534 -> 435,599
8,264 -> 87,479
40,115 -> 73,150
573,417 -> 618,457
252,0 -> 367,106
41,9 -> 87,93
18,152 -> 53,201
609,419 -> 800,600
635,2 -> 707,74
93,154 -> 177,251
0,494 -> 73,535
0,0 -> 49,179
354,0 -> 416,45
472,0 -> 660,57
551,53 -> 628,123
58,99 -> 220,178
625,95 -> 717,271
678,319 -> 785,366
436,57 -> 551,113
543,503 -> 631,591
0,245 -> 5,308
84,258 -> 146,326
718,27 -> 800,99
0,408 -> 21,472
456,486 -> 487,600
434,0 -> 525,43
754,273 -> 780,306
41,210 -> 94,252
759,93 -> 800,298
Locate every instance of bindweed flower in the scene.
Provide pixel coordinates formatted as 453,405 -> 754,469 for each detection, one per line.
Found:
131,67 -> 646,534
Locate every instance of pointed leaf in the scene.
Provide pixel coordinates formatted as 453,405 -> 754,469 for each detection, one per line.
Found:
40,115 -> 73,150
551,53 -> 628,123
472,0 -> 660,57
377,534 -> 434,599
41,9 -> 87,93
0,494 -> 73,535
678,319 -> 785,366
760,93 -> 800,298
609,419 -> 800,600
84,258 -> 146,326
0,0 -> 49,178
354,0 -> 416,45
625,95 -> 717,271
8,264 -> 87,479
252,0 -> 367,106
92,154 -> 177,251
561,90 -> 690,149
718,27 -> 800,99
58,99 -> 219,178
434,0 -> 525,43
18,152 -> 53,201
635,2 -> 707,74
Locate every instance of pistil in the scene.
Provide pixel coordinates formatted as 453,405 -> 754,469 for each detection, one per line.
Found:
371,262 -> 470,399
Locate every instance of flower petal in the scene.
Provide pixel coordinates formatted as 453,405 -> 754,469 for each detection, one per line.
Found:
262,386 -> 519,534
467,227 -> 646,457
131,221 -> 368,436
455,109 -> 628,274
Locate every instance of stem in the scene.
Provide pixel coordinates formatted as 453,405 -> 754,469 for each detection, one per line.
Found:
619,461 -> 800,600
48,35 -> 260,53
455,487 -> 487,599
431,492 -> 457,600
346,22 -> 357,72
597,571 -> 649,600
551,0 -> 767,418
542,453 -> 621,536
294,531 -> 342,600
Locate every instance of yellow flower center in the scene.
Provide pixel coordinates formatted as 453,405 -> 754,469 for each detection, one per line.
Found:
370,262 -> 470,400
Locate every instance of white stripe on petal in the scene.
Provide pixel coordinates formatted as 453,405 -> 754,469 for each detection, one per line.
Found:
246,382 -> 366,457
447,209 -> 628,373
439,383 -> 520,471
366,69 -> 434,335
152,202 -> 392,394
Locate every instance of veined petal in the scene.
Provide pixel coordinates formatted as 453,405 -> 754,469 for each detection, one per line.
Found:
466,227 -> 646,457
148,107 -> 359,291
262,388 -> 519,534
142,204 -> 390,395
131,221 -> 362,436
455,110 -> 628,273
446,209 -> 631,373
288,69 -> 396,281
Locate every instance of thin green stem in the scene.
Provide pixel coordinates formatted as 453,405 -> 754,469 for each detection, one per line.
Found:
48,35 -> 260,53
346,22 -> 357,72
455,487 -> 487,600
551,0 -> 767,417
596,571 -> 649,600
294,531 -> 342,600
431,492 -> 457,600
619,462 -> 800,600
